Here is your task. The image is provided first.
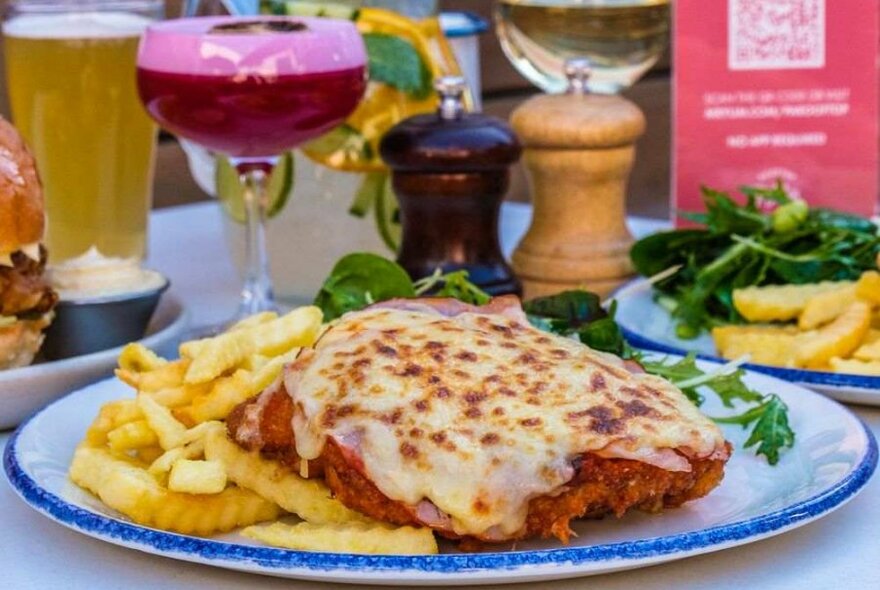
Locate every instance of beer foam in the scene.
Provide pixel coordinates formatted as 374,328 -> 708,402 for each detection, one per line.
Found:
137,16 -> 366,76
3,12 -> 152,39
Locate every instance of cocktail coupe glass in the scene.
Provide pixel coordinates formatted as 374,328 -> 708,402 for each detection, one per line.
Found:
137,16 -> 367,326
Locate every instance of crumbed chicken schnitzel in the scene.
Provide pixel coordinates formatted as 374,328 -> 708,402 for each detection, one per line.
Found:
227,296 -> 730,543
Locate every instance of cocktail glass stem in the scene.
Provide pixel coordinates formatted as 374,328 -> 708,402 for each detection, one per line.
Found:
233,158 -> 278,318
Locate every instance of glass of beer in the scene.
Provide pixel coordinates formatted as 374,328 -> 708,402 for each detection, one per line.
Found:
3,0 -> 163,265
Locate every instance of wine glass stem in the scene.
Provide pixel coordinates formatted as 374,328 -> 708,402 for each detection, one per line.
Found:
235,161 -> 277,317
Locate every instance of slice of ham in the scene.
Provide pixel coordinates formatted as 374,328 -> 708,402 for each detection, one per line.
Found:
368,295 -> 528,323
594,441 -> 693,472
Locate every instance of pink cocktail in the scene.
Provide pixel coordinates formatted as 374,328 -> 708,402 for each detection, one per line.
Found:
136,17 -> 367,321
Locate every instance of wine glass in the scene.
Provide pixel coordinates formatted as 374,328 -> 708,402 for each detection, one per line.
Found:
136,16 -> 367,325
494,0 -> 670,94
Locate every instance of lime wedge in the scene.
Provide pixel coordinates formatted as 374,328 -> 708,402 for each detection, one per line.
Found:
374,172 -> 401,252
349,171 -> 386,218
216,152 -> 295,224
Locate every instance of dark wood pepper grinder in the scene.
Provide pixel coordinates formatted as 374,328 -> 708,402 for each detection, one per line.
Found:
380,76 -> 523,296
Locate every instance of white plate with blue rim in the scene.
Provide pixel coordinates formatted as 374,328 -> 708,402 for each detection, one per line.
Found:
4,356 -> 876,586
614,279 -> 880,407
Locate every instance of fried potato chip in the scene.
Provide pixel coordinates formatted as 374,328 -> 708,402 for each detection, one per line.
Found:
84,399 -> 142,447
178,349 -> 300,425
795,301 -> 872,368
204,429 -> 368,525
856,270 -> 880,306
230,311 -> 279,332
853,329 -> 880,361
70,446 -> 281,536
733,281 -> 853,323
117,359 -> 189,393
148,440 -> 205,476
107,419 -> 159,452
175,371 -> 253,426
712,325 -> 799,367
180,315 -> 282,361
183,306 -> 322,384
798,284 -> 858,330
118,343 -> 168,373
830,357 -> 880,376
138,394 -> 188,450
242,522 -> 438,555
168,459 -> 227,495
144,382 -> 212,409
135,446 -> 165,465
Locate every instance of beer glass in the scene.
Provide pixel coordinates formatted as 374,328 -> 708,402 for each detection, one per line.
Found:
3,0 -> 163,265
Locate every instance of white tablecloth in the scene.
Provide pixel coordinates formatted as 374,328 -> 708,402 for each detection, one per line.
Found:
2,202 -> 878,589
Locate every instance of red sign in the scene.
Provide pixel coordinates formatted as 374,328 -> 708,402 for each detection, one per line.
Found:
673,0 -> 879,219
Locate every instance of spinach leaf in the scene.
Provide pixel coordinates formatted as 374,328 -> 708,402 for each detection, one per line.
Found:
314,253 -> 415,320
523,292 -> 629,356
522,290 -> 605,330
629,229 -> 716,278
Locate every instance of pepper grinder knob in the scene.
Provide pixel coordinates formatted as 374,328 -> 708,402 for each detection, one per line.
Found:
435,76 -> 467,120
564,57 -> 592,96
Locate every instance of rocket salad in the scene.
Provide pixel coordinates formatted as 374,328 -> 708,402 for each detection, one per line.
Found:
631,183 -> 880,339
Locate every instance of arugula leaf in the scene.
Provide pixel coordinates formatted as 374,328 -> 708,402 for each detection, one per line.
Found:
363,33 -> 432,99
637,354 -> 705,405
700,186 -> 768,235
714,395 -> 795,465
699,369 -> 763,407
314,253 -> 415,320
630,182 -> 880,337
636,353 -> 792,463
414,269 -> 490,305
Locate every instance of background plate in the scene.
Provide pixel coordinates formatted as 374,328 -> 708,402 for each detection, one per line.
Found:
4,359 -> 876,585
614,281 -> 880,406
0,296 -> 187,430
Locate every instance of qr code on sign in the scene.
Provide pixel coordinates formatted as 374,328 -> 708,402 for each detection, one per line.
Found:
728,0 -> 825,70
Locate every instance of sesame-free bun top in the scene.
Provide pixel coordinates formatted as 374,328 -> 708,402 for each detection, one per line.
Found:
0,115 -> 44,258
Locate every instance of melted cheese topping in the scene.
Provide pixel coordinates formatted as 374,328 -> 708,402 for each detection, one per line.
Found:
285,307 -> 727,538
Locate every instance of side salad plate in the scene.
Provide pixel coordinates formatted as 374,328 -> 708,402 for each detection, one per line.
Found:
615,282 -> 880,406
4,357 -> 876,586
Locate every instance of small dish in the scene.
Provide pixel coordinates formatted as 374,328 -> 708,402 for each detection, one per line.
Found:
0,294 -> 187,430
41,275 -> 169,360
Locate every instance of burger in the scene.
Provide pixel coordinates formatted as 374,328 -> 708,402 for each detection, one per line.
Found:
0,115 -> 57,369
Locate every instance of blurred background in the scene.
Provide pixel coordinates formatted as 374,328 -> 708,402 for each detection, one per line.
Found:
0,0 -> 671,217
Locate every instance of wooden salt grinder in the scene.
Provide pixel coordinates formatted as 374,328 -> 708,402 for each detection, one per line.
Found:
511,59 -> 645,298
380,76 -> 522,296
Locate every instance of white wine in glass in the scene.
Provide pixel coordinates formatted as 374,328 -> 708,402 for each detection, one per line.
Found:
495,0 -> 670,94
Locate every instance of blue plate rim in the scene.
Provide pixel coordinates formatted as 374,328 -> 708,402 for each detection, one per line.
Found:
3,381 -> 877,576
